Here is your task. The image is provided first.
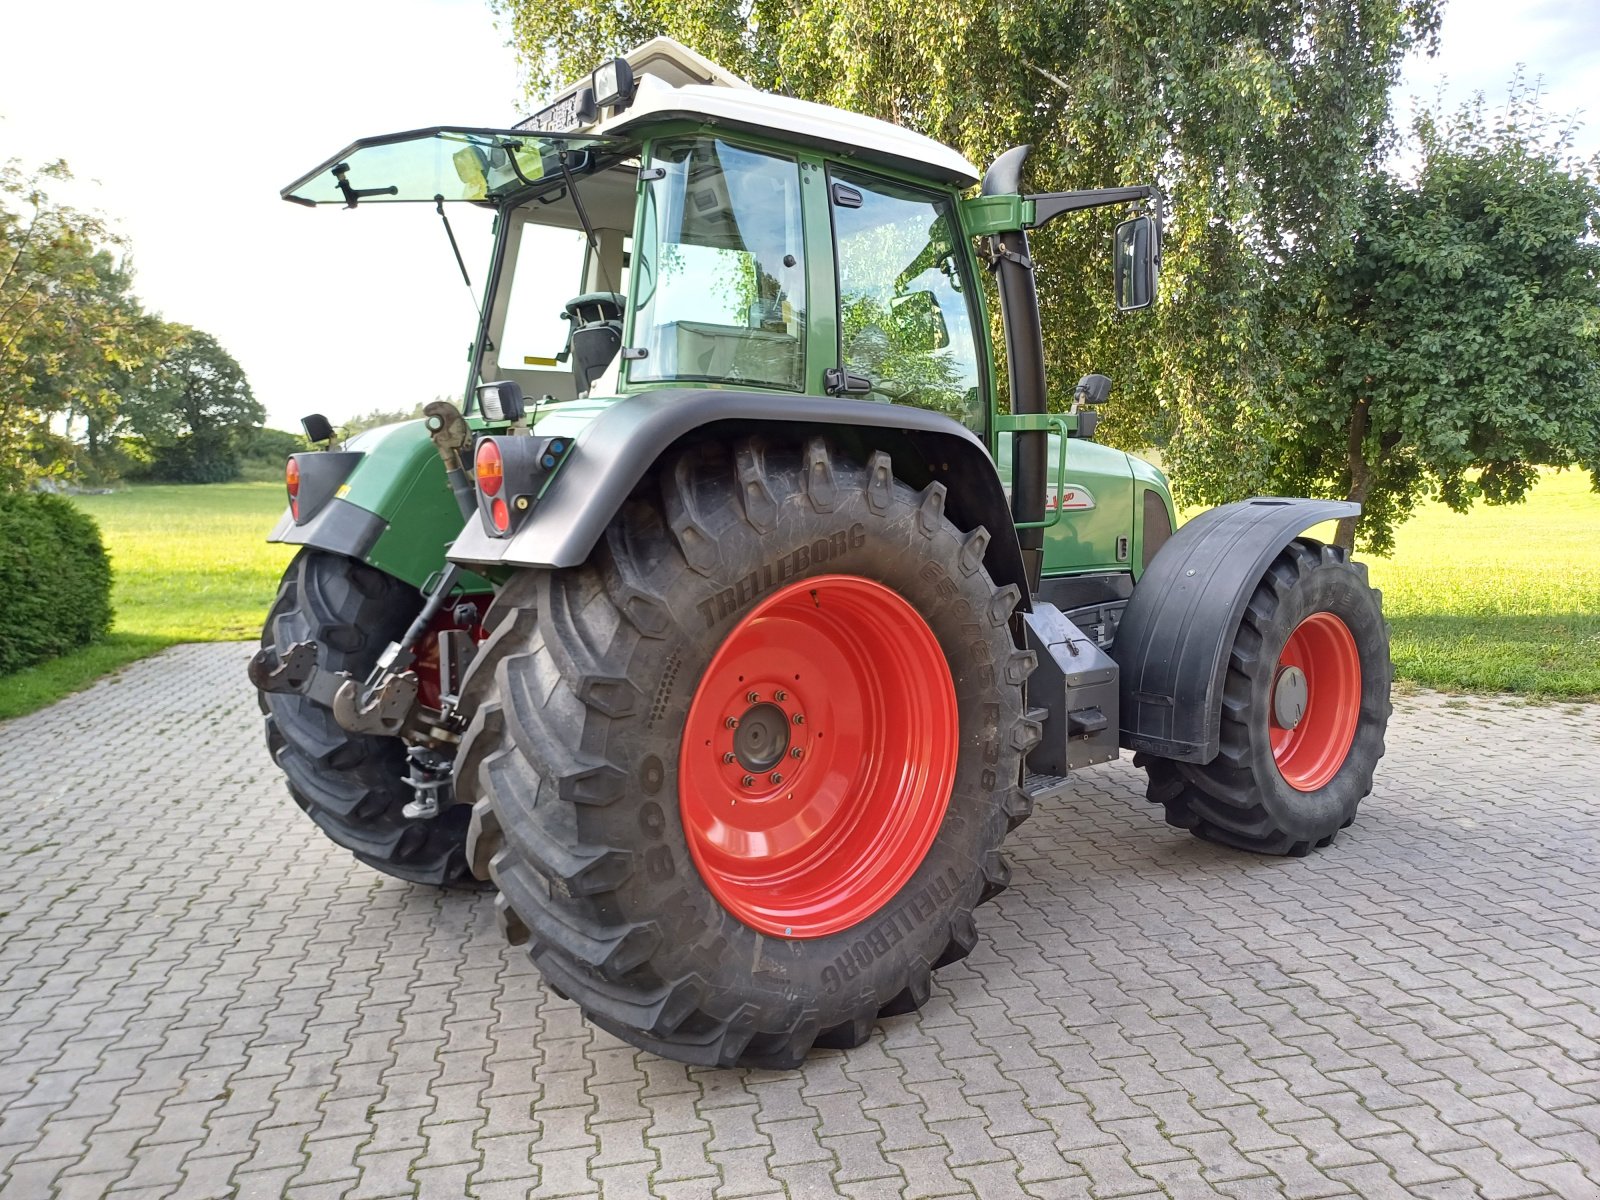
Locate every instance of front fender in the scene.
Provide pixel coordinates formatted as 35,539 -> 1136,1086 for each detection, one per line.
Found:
447,389 -> 1030,605
267,419 -> 491,592
1112,497 -> 1360,763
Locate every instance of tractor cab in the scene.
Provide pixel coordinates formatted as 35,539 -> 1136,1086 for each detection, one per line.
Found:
278,39 -> 1010,424
273,35 -> 1176,607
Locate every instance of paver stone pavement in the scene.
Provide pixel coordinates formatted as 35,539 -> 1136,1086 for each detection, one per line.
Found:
1,643 -> 1598,1198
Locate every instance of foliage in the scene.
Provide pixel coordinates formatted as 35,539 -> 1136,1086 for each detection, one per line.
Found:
1248,86 -> 1600,552
121,326 -> 264,483
1,159 -> 169,490
241,426 -> 309,462
341,403 -> 427,438
495,0 -> 1440,468
0,492 -> 113,674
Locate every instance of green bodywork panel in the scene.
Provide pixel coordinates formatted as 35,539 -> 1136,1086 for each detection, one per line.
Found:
289,400 -> 1175,593
995,433 -> 1176,579
272,419 -> 495,593
960,194 -> 1033,237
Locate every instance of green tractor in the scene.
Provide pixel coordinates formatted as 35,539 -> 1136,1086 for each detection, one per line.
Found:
252,39 -> 1390,1067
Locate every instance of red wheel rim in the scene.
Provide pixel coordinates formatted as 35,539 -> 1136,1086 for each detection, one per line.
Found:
679,575 -> 958,939
1270,611 -> 1362,792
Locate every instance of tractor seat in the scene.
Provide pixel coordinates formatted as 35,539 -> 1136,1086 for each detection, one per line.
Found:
561,292 -> 626,396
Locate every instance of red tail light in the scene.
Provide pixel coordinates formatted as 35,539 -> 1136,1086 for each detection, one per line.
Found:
475,439 -> 504,497
473,434 -> 570,538
285,456 -> 301,520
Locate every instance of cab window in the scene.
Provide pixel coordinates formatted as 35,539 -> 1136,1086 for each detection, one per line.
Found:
830,168 -> 984,428
500,225 -> 592,369
632,138 -> 807,390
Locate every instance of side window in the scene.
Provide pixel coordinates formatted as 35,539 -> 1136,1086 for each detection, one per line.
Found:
632,138 -> 807,390
831,169 -> 984,427
500,224 -> 591,368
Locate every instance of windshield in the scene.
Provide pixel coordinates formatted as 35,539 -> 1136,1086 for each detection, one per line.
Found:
281,128 -> 610,206
630,137 -> 807,391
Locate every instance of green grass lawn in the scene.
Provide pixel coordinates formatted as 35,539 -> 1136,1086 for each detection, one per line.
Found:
0,484 -> 293,720
0,470 -> 1595,721
1361,470 -> 1599,698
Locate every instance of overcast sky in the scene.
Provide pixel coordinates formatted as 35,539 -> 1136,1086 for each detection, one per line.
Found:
3,0 -> 1597,431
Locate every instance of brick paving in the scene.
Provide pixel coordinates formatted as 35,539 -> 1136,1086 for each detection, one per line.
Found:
2,641 -> 1599,1199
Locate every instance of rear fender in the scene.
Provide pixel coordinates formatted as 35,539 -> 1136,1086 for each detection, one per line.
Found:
447,389 -> 1031,606
1112,497 -> 1360,763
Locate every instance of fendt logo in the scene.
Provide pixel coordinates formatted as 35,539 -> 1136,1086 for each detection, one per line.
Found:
1048,484 -> 1097,511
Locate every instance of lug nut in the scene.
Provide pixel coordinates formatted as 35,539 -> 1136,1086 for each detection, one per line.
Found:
741,775 -> 755,788
791,747 -> 804,759
792,713 -> 805,725
722,752 -> 737,764
725,716 -> 738,729
769,772 -> 783,785
774,689 -> 787,702
746,690 -> 760,704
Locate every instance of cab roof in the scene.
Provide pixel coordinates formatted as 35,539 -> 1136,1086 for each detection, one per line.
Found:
519,37 -> 980,188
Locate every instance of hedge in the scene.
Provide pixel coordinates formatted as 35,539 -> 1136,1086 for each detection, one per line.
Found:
0,492 -> 114,675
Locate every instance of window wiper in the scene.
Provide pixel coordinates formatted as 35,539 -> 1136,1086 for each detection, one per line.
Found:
332,162 -> 397,208
434,194 -> 480,317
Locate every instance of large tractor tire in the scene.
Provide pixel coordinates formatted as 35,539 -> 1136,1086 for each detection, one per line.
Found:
453,438 -> 1039,1067
1137,539 -> 1391,856
260,550 -> 474,885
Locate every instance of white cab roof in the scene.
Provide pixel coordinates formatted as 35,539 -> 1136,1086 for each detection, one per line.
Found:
525,37 -> 980,187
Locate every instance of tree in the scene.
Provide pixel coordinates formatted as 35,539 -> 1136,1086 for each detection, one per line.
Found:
122,326 -> 264,482
1257,86 -> 1600,552
1,159 -> 167,489
495,0 -> 1440,482
341,403 -> 427,438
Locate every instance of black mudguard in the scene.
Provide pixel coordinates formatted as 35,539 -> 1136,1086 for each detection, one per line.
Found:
1112,497 -> 1360,763
446,388 -> 1031,604
268,496 -> 387,561
267,451 -> 386,560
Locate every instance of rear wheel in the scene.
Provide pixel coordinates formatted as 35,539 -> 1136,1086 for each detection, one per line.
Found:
453,438 -> 1039,1067
260,550 -> 473,885
1137,539 -> 1391,856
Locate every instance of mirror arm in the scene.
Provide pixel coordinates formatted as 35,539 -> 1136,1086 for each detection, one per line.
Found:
1027,186 -> 1162,230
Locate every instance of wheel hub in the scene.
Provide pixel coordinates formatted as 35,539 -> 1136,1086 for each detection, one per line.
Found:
731,701 -> 792,773
1271,665 -> 1308,730
1269,612 -> 1362,792
679,575 -> 958,939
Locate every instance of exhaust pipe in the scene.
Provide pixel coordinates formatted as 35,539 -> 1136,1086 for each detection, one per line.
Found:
981,145 -> 1049,591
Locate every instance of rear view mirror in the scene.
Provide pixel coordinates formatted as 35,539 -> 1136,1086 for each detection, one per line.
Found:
1113,215 -> 1159,312
890,289 -> 950,352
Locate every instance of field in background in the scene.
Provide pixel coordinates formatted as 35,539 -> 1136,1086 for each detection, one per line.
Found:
0,471 -> 1595,720
0,484 -> 292,719
1365,469 -> 1598,697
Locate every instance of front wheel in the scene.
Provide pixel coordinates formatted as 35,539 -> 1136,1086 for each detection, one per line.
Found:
1137,539 -> 1391,856
453,438 -> 1039,1067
